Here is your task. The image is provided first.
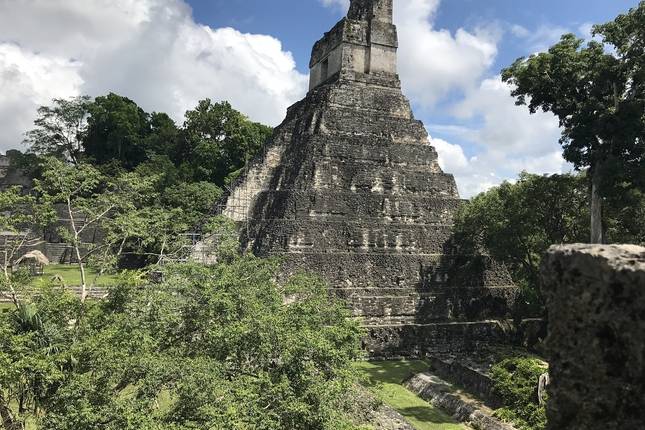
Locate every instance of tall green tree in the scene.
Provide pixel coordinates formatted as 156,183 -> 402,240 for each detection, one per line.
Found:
143,112 -> 182,161
181,100 -> 272,186
0,187 -> 55,306
161,181 -> 222,227
24,96 -> 91,164
83,93 -> 152,169
502,2 -> 645,243
454,173 -> 590,314
34,159 -> 117,301
32,159 -> 206,286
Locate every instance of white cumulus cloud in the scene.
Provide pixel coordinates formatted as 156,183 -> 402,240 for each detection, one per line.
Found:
453,77 -> 562,156
0,0 -> 308,152
0,43 -> 83,152
395,0 -> 500,106
431,77 -> 569,198
431,135 -> 502,198
319,0 -> 350,12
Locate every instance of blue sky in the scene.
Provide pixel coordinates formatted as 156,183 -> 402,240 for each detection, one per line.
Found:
0,0 -> 640,196
190,0 -> 635,75
185,0 -> 638,195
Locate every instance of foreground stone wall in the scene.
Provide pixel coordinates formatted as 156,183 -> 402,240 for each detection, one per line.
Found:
541,244 -> 645,430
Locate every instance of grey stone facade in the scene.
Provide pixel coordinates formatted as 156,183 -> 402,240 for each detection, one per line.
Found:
0,152 -> 31,191
542,244 -> 645,430
0,154 -> 9,179
204,0 -> 518,357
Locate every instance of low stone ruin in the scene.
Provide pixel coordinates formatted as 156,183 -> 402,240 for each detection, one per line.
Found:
542,244 -> 645,430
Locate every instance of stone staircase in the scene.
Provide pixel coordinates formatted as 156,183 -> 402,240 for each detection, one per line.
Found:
43,243 -> 73,264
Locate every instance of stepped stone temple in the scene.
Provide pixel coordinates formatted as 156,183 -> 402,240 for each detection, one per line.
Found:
199,0 -> 518,357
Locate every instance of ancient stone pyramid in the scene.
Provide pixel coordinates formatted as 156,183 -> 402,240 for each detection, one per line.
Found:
208,0 -> 517,357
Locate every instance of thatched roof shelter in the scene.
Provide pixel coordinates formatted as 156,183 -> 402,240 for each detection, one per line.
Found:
15,250 -> 50,266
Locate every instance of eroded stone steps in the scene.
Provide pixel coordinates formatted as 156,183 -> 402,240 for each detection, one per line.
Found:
308,161 -> 455,194
250,190 -> 462,224
311,137 -> 440,167
363,320 -> 514,358
276,253 -> 513,289
312,156 -> 442,174
249,220 -> 455,254
311,172 -> 456,195
287,83 -> 412,118
250,225 -> 452,255
343,286 -> 517,321
340,292 -> 516,320
261,165 -> 458,196
311,145 -> 440,168
323,84 -> 413,115
318,112 -> 428,143
331,286 -> 517,297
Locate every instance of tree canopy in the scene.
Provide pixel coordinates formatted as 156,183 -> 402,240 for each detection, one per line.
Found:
501,1 -> 645,242
453,172 -> 644,316
19,93 -> 274,252
23,96 -> 91,164
0,258 -> 365,430
181,99 -> 272,186
84,93 -> 154,169
25,93 -> 272,187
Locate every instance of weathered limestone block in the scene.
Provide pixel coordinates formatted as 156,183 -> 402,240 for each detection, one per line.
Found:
310,0 -> 397,89
541,244 -> 645,430
274,254 -> 513,289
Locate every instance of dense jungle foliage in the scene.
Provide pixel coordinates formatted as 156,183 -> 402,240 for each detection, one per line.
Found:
0,257 -> 367,429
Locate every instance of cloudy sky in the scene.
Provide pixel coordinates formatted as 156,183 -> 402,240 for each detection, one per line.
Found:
0,0 -> 639,197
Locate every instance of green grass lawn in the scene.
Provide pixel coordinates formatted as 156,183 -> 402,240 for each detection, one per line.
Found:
355,360 -> 468,430
29,264 -> 118,287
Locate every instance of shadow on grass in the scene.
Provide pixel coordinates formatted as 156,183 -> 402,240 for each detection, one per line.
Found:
356,359 -> 430,386
355,360 -> 467,430
399,406 -> 459,426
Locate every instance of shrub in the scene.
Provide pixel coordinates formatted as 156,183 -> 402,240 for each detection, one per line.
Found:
490,357 -> 548,430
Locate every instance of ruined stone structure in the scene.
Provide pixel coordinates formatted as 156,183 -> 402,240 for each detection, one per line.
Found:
0,152 -> 100,269
0,154 -> 9,179
0,151 -> 31,191
542,245 -> 645,430
204,0 -> 517,356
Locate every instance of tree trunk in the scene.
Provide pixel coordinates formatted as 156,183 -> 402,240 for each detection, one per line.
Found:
590,168 -> 603,244
66,199 -> 87,302
75,241 -> 87,303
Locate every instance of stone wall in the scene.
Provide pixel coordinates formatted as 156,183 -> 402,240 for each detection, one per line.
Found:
541,244 -> 645,430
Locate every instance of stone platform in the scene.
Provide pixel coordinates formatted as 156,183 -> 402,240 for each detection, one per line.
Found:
198,0 -> 519,357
